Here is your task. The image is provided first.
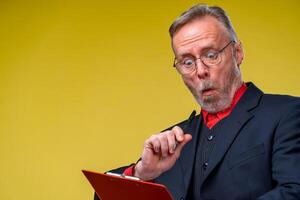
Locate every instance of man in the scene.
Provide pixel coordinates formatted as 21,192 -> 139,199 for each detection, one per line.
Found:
95,4 -> 300,200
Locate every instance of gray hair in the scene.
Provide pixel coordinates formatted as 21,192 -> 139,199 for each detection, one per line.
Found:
169,4 -> 237,41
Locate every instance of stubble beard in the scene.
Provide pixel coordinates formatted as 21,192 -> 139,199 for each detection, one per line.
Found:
189,66 -> 241,114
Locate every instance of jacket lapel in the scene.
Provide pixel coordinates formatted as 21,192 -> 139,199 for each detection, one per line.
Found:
200,111 -> 253,186
179,114 -> 203,192
200,82 -> 263,187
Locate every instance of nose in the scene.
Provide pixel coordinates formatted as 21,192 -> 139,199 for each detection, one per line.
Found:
195,58 -> 209,79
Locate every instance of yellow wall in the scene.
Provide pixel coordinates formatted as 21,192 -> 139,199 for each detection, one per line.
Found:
1,0 -> 299,199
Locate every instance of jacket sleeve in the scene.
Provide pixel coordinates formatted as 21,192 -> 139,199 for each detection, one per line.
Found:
257,100 -> 300,199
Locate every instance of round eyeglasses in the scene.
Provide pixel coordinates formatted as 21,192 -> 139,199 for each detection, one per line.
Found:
173,40 -> 235,75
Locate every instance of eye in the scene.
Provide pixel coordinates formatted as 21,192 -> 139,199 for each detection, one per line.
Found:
182,58 -> 194,67
204,51 -> 218,60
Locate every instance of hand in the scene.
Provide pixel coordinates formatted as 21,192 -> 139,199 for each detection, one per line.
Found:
134,126 -> 192,181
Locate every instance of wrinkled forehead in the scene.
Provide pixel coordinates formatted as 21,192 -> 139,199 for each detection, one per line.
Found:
172,16 -> 231,52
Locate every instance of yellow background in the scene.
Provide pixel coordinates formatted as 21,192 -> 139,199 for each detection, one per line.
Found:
0,0 -> 299,199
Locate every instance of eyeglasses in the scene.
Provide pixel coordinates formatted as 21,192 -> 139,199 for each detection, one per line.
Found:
173,40 -> 235,75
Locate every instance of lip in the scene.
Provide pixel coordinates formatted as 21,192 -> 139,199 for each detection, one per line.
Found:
202,88 -> 216,96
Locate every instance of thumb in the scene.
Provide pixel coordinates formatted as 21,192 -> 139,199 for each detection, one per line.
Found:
174,134 -> 192,156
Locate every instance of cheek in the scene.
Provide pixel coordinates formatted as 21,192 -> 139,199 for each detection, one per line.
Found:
213,59 -> 236,86
182,77 -> 193,88
209,68 -> 227,86
182,75 -> 200,87
182,76 -> 199,92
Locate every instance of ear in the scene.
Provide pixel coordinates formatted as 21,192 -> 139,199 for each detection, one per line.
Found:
234,40 -> 244,67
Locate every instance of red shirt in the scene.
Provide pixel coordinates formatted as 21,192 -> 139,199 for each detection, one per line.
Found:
123,83 -> 247,176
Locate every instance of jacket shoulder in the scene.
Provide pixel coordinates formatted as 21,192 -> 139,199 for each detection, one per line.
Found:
260,93 -> 300,108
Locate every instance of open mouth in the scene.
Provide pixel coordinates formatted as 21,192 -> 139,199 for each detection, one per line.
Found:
202,88 -> 216,96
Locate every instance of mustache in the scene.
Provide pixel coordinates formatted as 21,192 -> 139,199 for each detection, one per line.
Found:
197,81 -> 216,92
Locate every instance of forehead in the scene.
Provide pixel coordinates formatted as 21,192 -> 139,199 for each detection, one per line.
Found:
172,16 -> 230,53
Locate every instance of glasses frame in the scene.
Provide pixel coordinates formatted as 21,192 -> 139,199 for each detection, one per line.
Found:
173,40 -> 235,74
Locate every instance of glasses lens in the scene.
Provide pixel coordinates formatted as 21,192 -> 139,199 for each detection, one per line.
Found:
175,62 -> 195,75
202,54 -> 221,66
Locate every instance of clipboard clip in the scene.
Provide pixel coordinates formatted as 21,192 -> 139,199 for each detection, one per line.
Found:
106,172 -> 141,181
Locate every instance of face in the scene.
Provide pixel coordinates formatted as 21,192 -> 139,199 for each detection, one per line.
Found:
172,16 -> 244,113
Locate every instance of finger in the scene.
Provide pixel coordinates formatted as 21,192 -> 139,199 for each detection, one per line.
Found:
166,131 -> 176,154
158,132 -> 169,158
172,126 -> 184,142
174,134 -> 192,158
145,135 -> 161,154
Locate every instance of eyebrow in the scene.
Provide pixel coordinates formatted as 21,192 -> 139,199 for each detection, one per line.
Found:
176,45 -> 218,59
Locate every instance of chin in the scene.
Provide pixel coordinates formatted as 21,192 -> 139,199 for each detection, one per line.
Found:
197,95 -> 231,113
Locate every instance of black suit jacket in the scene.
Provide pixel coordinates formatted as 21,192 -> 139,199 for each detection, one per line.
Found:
95,83 -> 300,200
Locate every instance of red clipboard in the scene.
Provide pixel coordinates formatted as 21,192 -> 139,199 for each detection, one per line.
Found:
82,170 -> 173,200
